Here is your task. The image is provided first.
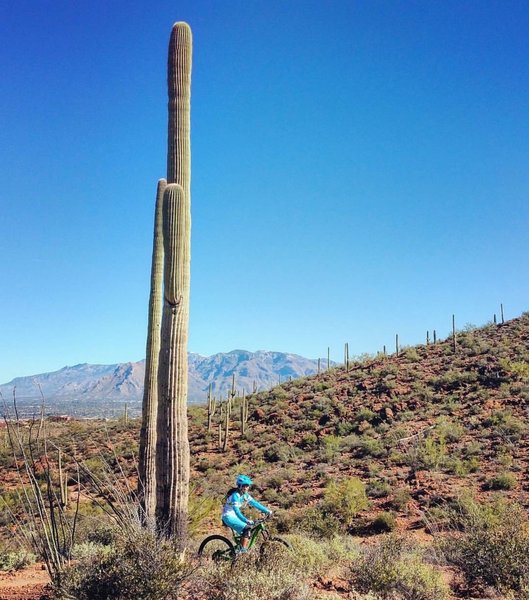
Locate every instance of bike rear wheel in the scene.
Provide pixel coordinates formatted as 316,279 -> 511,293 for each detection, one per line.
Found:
198,534 -> 236,562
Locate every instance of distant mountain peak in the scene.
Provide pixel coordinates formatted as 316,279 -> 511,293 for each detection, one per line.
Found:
0,350 -> 329,418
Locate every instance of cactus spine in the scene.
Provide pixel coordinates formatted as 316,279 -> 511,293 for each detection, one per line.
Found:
154,21 -> 192,542
139,178 -> 167,523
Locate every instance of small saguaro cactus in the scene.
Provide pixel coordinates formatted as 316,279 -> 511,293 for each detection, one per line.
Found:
452,314 -> 457,352
207,384 -> 216,433
344,343 -> 350,371
222,398 -> 231,452
240,392 -> 249,435
395,334 -> 400,356
218,405 -> 224,449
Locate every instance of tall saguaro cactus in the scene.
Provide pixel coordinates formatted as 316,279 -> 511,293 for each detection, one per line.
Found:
139,178 -> 167,523
154,21 -> 192,542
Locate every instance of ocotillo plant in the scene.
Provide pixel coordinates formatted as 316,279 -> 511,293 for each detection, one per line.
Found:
139,178 -> 167,523
153,22 -> 192,543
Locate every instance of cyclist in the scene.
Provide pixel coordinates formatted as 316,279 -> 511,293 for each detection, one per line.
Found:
222,474 -> 272,553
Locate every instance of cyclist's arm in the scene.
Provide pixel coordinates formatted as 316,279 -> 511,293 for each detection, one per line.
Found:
248,495 -> 271,514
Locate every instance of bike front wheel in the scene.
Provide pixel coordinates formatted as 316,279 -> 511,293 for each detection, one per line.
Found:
260,536 -> 292,561
198,534 -> 236,563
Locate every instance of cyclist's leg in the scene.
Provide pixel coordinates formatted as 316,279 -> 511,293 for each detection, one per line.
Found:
222,514 -> 251,553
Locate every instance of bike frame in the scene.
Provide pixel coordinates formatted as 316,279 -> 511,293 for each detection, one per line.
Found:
231,519 -> 269,551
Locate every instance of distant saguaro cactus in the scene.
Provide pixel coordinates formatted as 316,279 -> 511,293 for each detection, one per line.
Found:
154,21 -> 192,543
207,384 -> 216,433
222,398 -> 231,452
240,392 -> 249,435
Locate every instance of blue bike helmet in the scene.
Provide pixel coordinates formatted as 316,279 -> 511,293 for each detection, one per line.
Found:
236,474 -> 253,487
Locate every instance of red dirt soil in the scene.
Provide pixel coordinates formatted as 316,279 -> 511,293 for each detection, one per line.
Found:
0,564 -> 50,600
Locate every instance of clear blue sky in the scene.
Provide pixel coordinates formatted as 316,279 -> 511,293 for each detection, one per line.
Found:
1,0 -> 528,383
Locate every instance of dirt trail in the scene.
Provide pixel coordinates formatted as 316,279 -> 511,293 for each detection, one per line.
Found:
0,564 -> 50,600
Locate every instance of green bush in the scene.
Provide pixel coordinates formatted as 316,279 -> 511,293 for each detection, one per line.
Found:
0,549 -> 36,571
370,512 -> 397,533
367,480 -> 392,499
485,472 -> 516,490
295,505 -> 342,538
190,550 -> 317,599
390,488 -> 411,511
351,536 -> 449,599
443,497 -> 529,594
58,528 -> 192,600
323,478 -> 369,527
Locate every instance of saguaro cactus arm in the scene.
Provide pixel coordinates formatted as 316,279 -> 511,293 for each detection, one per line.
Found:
139,178 -> 167,523
156,183 -> 191,542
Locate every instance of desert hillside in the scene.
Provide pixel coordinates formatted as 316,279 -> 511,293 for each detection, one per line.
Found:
1,313 -> 528,599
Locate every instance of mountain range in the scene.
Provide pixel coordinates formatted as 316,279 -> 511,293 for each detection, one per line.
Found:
0,350 -> 328,418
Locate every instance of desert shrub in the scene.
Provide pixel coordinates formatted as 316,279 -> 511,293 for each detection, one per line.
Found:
281,534 -> 360,581
264,442 -> 298,463
351,536 -> 449,599
436,417 -> 465,442
190,550 -> 317,600
358,437 -> 386,458
484,410 -> 526,440
445,455 -> 479,476
323,478 -> 369,527
71,542 -> 112,560
58,528 -> 193,600
390,488 -> 411,511
354,408 -> 377,424
319,435 -> 343,462
299,432 -> 318,449
442,497 -> 529,594
0,549 -> 36,571
430,370 -> 477,391
485,471 -> 516,490
404,347 -> 420,362
367,480 -> 392,498
370,512 -> 397,533
295,505 -> 342,538
284,535 -> 332,577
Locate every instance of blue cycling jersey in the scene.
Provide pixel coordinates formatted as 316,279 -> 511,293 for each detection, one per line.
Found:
222,490 -> 270,524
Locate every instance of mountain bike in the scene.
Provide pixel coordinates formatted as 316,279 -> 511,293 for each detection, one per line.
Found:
198,514 -> 291,562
